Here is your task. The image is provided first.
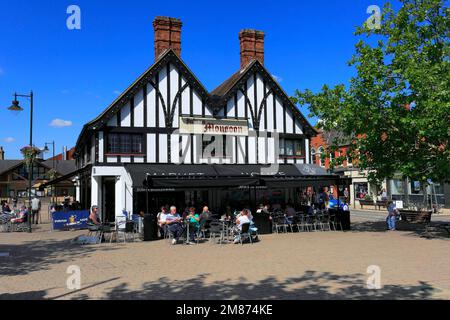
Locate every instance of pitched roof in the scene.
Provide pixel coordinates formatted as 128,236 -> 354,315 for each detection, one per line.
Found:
211,60 -> 317,136
75,49 -> 210,155
211,69 -> 244,98
0,160 -> 23,175
0,159 -> 76,176
42,160 -> 76,176
75,53 -> 317,155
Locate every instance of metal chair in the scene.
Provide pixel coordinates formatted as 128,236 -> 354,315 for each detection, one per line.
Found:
329,213 -> 343,231
239,223 -> 253,245
294,214 -> 306,232
209,221 -> 227,244
87,224 -> 103,244
273,215 -> 288,233
303,215 -> 315,232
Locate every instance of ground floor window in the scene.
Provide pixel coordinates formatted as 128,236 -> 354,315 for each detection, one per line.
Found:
390,179 -> 405,195
354,183 -> 369,199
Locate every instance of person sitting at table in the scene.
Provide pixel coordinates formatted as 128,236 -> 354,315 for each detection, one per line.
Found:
285,204 -> 296,225
88,206 -> 102,226
157,206 -> 168,239
233,209 -> 251,244
221,206 -> 232,221
166,206 -> 183,245
1,201 -> 11,213
11,205 -> 28,224
187,207 -> 200,243
201,206 -> 211,221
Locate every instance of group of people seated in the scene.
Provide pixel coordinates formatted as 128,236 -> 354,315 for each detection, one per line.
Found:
157,205 -> 210,245
0,202 -> 29,229
156,204 -> 259,245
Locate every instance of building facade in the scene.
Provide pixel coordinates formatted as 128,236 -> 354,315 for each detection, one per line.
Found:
311,129 -> 449,209
72,17 -> 348,221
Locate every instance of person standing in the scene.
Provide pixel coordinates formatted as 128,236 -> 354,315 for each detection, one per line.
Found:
386,201 -> 399,231
344,187 -> 350,203
31,196 -> 41,225
381,189 -> 388,201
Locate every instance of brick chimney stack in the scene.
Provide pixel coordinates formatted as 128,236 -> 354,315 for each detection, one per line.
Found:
153,16 -> 183,60
0,147 -> 4,160
239,29 -> 265,69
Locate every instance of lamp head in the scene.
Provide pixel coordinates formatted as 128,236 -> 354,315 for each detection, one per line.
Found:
8,99 -> 23,112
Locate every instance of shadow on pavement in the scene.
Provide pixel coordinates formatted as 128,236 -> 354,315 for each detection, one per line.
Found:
351,220 -> 450,240
0,239 -> 119,277
98,271 -> 435,300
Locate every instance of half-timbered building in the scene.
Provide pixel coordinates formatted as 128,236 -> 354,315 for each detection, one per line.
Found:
72,17 -> 345,221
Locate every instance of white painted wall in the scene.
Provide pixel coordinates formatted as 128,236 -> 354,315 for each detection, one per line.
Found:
91,166 -> 133,219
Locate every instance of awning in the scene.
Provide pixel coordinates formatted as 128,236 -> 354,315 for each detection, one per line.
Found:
126,163 -> 347,189
39,166 -> 91,189
127,164 -> 260,188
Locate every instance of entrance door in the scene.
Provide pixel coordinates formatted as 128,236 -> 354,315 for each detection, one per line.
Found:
103,177 -> 116,222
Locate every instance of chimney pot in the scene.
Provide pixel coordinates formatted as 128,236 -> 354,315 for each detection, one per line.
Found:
239,29 -> 265,69
153,16 -> 183,60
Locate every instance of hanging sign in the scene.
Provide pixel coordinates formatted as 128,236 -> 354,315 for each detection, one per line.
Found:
180,117 -> 249,136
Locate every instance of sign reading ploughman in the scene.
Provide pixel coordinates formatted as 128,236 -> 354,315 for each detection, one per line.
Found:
179,117 -> 249,136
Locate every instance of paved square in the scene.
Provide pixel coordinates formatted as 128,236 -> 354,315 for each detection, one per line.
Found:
1,212 -> 449,300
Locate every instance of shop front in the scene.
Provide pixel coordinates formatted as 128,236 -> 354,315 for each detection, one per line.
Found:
127,163 -> 351,216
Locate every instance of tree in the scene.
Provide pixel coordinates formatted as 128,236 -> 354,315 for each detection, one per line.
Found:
294,0 -> 449,193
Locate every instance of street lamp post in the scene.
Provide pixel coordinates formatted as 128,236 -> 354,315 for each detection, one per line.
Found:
8,91 -> 34,233
44,141 -> 56,204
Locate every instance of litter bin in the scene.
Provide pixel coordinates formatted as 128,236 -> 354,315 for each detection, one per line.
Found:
329,209 -> 351,231
143,213 -> 158,241
253,211 -> 272,234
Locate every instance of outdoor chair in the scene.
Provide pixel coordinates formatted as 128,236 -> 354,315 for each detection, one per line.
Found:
0,215 -> 12,233
303,215 -> 315,232
294,214 -> 306,232
329,213 -> 343,231
320,213 -> 332,231
273,216 -> 289,233
209,221 -> 228,244
315,213 -> 331,231
239,223 -> 253,245
87,223 -> 103,244
110,219 -> 127,243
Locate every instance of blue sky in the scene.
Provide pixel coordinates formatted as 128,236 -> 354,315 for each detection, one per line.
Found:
0,0 -> 391,159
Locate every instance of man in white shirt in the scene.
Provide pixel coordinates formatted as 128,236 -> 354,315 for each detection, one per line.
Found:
234,210 -> 251,244
31,197 -> 41,225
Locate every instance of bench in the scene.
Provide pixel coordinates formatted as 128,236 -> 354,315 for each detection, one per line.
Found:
399,210 -> 432,224
358,199 -> 376,209
376,201 -> 388,211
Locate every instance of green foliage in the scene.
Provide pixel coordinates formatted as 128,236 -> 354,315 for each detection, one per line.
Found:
294,0 -> 450,185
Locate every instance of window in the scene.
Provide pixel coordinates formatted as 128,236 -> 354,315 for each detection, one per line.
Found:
311,149 -> 316,165
410,181 -> 423,194
390,179 -> 405,195
317,147 -> 325,167
13,165 -> 48,181
107,133 -> 143,155
279,139 -> 304,158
